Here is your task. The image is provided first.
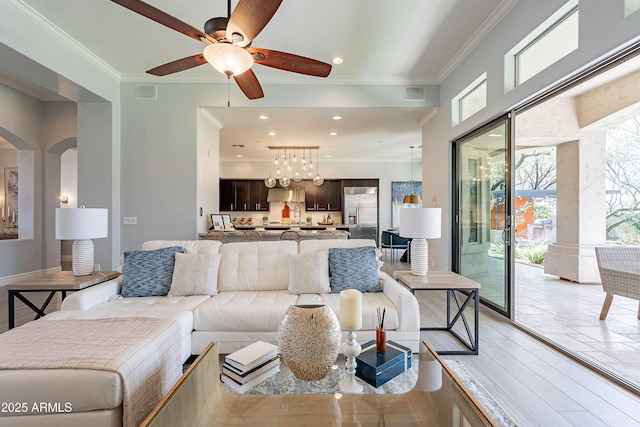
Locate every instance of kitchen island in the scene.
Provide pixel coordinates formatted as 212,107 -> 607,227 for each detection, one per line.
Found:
199,228 -> 350,242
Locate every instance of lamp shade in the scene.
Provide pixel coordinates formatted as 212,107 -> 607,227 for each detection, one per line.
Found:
399,208 -> 441,239
203,43 -> 254,76
55,208 -> 108,240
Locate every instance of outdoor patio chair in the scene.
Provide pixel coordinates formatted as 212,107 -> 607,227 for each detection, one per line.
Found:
594,246 -> 640,320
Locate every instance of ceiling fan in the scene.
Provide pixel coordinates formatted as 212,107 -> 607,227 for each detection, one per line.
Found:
111,0 -> 332,100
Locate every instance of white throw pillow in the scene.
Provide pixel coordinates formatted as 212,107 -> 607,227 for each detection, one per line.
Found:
169,253 -> 221,296
287,250 -> 330,294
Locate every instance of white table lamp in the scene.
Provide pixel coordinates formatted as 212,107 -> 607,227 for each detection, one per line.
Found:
400,208 -> 441,276
55,207 -> 108,276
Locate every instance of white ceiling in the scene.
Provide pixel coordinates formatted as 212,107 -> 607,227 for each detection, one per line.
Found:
4,0 -> 513,161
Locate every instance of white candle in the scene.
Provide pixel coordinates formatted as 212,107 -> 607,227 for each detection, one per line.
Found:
340,289 -> 362,330
12,211 -> 15,223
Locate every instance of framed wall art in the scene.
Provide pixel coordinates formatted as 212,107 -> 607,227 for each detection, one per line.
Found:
4,167 -> 18,228
390,181 -> 422,228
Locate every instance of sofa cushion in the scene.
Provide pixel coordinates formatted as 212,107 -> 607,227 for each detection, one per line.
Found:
90,295 -> 210,313
299,238 -> 383,270
297,292 -> 399,330
169,253 -> 222,296
218,241 -> 299,292
193,290 -> 298,332
0,369 -> 123,413
121,246 -> 183,298
142,240 -> 222,254
328,246 -> 381,293
287,250 -> 330,294
42,309 -> 194,363
298,239 -> 376,253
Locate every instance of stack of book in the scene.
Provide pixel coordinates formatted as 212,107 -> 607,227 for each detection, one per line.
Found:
220,341 -> 280,393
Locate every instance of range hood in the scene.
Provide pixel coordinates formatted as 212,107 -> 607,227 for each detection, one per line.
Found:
267,188 -> 305,203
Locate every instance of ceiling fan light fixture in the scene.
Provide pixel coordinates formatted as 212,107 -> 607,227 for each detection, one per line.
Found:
203,43 -> 254,76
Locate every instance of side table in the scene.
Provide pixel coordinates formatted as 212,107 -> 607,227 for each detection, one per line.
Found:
7,270 -> 120,329
395,270 -> 480,355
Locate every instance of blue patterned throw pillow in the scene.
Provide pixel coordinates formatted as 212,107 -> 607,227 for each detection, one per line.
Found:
121,246 -> 184,297
328,246 -> 381,293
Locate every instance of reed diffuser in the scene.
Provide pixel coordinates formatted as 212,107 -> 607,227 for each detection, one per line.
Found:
376,307 -> 386,353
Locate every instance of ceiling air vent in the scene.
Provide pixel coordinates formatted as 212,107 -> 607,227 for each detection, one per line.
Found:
136,84 -> 157,100
405,86 -> 425,101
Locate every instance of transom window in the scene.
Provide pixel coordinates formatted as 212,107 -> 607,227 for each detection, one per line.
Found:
625,0 -> 640,17
452,73 -> 487,125
505,1 -> 579,91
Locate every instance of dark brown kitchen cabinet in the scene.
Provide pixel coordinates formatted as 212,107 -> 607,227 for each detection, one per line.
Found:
249,180 -> 269,211
219,179 -> 269,211
219,180 -> 236,211
304,179 -> 341,211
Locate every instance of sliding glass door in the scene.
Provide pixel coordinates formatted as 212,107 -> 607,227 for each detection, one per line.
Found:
453,115 -> 512,316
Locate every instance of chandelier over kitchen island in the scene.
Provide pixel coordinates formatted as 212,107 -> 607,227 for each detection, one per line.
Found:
264,146 -> 323,188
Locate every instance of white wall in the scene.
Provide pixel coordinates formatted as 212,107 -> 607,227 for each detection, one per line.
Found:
0,0 -> 120,278
118,81 -> 434,252
422,0 -> 640,270
60,149 -> 78,208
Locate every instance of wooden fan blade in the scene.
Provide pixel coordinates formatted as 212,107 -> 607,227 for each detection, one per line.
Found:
226,0 -> 282,48
111,0 -> 216,44
147,54 -> 207,76
248,48 -> 332,77
233,69 -> 264,100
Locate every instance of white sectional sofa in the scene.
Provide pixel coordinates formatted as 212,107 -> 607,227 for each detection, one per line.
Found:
57,238 -> 420,355
0,238 -> 419,427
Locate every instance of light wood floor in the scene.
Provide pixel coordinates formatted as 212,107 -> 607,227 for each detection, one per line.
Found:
1,262 -> 639,425
382,258 -> 640,426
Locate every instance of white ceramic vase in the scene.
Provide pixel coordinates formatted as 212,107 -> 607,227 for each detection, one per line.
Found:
278,304 -> 342,381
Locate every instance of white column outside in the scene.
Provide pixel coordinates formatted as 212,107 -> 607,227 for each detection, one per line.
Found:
544,131 -> 607,283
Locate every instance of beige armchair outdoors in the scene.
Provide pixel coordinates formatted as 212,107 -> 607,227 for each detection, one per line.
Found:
594,246 -> 640,320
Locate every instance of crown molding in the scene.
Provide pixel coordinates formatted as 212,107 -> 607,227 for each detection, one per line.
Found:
199,108 -> 224,129
438,0 -> 519,83
8,0 -> 121,81
418,108 -> 440,127
119,72 -> 440,86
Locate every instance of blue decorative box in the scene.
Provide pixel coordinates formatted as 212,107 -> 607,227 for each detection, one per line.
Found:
355,340 -> 412,387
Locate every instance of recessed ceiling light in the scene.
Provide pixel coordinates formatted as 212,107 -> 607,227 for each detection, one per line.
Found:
333,115 -> 342,120
332,57 -> 343,65
236,154 -> 243,158
329,132 -> 337,136
258,115 -> 268,120
268,131 -> 276,136
325,155 -> 332,158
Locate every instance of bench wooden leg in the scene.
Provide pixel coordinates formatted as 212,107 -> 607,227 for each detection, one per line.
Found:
599,293 -> 613,320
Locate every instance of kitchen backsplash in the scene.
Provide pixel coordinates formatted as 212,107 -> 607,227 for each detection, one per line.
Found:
220,202 -> 343,226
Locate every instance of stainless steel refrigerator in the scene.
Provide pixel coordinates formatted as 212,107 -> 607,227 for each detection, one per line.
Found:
343,187 -> 378,244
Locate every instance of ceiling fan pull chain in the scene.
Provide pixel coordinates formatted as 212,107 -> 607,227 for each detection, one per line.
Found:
227,75 -> 231,107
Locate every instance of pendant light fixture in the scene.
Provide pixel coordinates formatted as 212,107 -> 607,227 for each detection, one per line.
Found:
264,147 -> 276,188
264,146 -> 324,188
403,146 -> 422,205
312,148 -> 324,186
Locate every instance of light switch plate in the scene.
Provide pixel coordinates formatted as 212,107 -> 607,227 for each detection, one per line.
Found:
123,217 -> 137,225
